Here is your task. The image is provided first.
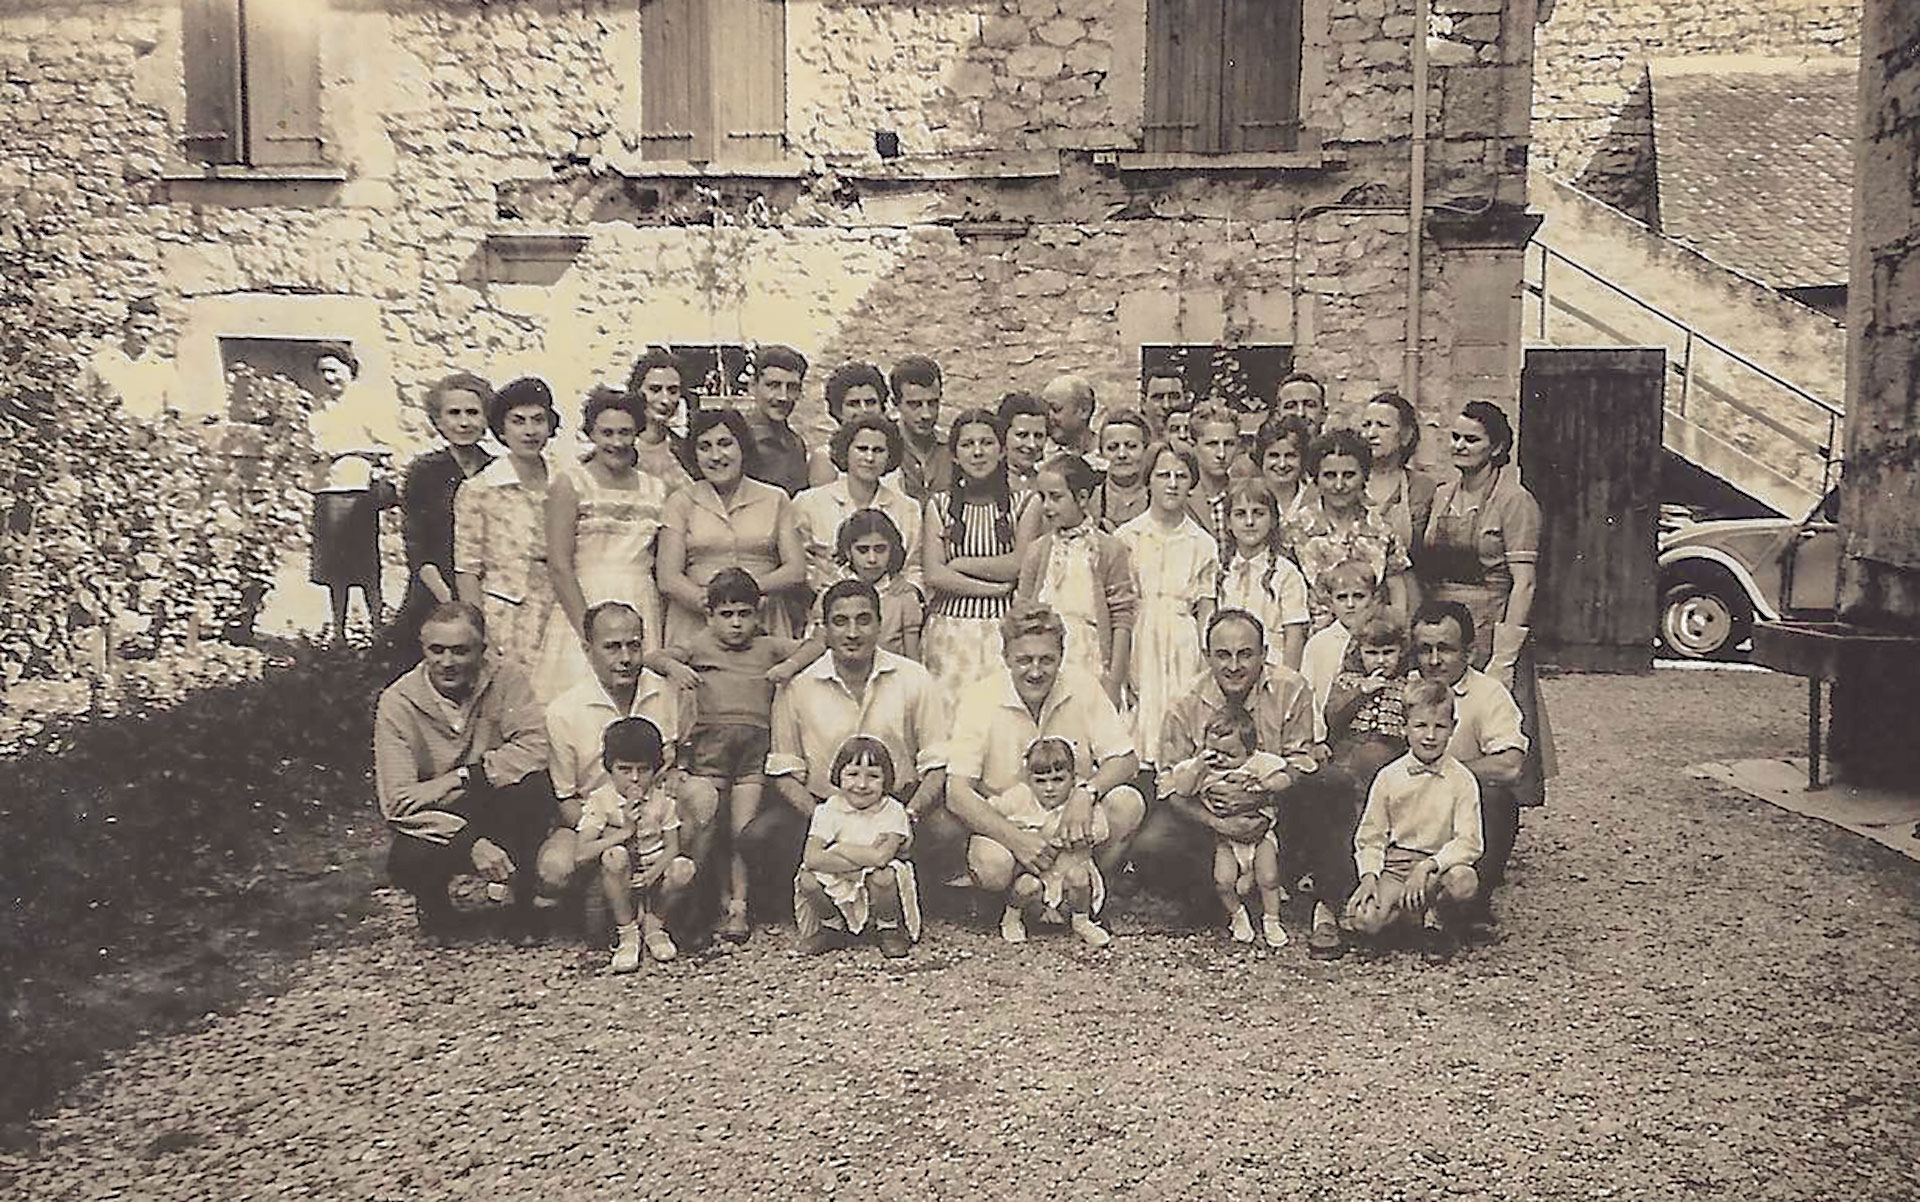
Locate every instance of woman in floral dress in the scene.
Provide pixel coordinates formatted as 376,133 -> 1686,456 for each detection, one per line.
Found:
453,377 -> 560,692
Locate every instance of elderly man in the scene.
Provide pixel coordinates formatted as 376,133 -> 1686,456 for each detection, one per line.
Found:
1409,600 -> 1528,933
945,601 -> 1147,914
1133,608 -> 1354,958
745,579 -> 955,903
374,601 -> 553,943
1041,374 -> 1105,468
539,601 -> 718,939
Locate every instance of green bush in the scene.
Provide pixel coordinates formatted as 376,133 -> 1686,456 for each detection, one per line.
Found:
0,640 -> 391,996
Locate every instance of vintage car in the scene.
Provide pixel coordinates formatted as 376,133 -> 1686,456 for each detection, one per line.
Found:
1657,490 -> 1841,659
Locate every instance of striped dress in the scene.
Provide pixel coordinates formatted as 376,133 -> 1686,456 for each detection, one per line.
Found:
922,491 -> 1016,705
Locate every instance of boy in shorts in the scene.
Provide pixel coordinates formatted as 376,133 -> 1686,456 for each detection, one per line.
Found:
648,568 -> 819,943
1345,679 -> 1483,963
576,717 -> 698,973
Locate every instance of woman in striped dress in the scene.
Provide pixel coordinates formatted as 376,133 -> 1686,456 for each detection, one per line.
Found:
920,408 -> 1039,702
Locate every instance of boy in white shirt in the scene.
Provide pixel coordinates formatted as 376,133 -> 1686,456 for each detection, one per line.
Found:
577,717 -> 697,974
1345,679 -> 1483,963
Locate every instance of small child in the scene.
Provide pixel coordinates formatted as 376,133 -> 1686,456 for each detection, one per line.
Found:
986,736 -> 1113,948
1017,455 -> 1137,706
834,507 -> 923,658
1345,679 -> 1483,964
794,735 -> 920,959
647,567 -> 820,943
574,717 -> 698,974
1163,709 -> 1294,948
1323,606 -> 1411,790
1300,558 -> 1379,744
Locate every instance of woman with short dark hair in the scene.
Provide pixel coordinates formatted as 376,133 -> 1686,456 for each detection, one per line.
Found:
453,376 -> 561,692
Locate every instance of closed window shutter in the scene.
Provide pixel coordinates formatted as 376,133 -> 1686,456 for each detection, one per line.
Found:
182,0 -> 243,164
1222,0 -> 1301,151
243,0 -> 324,165
641,0 -> 714,161
712,0 -> 785,163
1144,0 -> 1225,153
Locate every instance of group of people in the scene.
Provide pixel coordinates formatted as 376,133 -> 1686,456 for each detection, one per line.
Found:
372,346 -> 1553,971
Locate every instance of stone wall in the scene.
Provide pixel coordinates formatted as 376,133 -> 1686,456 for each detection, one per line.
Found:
0,0 -> 1536,467
1532,0 -> 1861,188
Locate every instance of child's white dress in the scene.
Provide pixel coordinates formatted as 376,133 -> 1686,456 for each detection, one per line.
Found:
1115,512 -> 1219,767
800,793 -> 922,938
1217,547 -> 1308,661
989,783 -> 1112,914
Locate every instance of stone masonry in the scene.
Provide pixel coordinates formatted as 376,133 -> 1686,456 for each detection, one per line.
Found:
3,0 -> 1539,473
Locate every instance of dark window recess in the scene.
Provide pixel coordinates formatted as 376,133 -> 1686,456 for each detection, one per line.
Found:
668,344 -> 755,406
1144,0 -> 1302,153
641,0 -> 786,163
1141,344 -> 1296,415
182,0 -> 324,166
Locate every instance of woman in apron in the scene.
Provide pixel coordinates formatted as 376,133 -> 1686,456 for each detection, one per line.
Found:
1421,401 -> 1556,812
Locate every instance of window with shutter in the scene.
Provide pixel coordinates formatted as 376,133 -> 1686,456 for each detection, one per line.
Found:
641,0 -> 785,164
1146,0 -> 1301,154
181,0 -> 326,167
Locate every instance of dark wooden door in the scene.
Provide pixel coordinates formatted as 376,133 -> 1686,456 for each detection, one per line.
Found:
1518,347 -> 1663,673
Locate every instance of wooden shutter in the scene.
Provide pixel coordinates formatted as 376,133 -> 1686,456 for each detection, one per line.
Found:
181,0 -> 243,164
243,0 -> 324,165
641,0 -> 714,161
1144,0 -> 1225,153
712,0 -> 786,163
1222,0 -> 1301,151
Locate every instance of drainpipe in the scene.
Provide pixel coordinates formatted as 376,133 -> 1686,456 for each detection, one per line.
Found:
1405,0 -> 1431,408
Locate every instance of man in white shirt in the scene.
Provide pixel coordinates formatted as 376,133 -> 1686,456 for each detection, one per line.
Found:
750,580 -> 955,896
540,602 -> 717,932
82,297 -> 178,420
945,601 -> 1146,900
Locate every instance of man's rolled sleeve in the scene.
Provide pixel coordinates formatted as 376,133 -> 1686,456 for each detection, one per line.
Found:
908,678 -> 952,777
766,684 -> 809,780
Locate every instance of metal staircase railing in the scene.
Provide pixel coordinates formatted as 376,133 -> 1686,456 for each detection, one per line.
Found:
1523,242 -> 1843,499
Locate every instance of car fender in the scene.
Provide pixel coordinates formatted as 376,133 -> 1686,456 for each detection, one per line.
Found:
1657,546 -> 1779,622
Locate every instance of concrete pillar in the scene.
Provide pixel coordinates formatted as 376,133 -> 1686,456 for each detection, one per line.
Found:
1831,0 -> 1920,788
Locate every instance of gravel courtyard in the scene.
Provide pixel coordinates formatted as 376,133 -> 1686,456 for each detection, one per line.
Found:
5,670 -> 1918,1201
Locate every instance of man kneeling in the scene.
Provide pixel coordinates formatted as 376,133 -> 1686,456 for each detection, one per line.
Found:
1345,680 -> 1482,964
579,717 -> 698,974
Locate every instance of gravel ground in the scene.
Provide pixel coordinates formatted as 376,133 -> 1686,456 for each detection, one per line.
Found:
5,670 -> 1919,1201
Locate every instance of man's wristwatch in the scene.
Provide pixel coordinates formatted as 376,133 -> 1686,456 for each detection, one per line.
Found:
455,765 -> 473,790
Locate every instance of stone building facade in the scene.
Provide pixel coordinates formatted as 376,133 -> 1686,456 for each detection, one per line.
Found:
4,0 -> 1540,462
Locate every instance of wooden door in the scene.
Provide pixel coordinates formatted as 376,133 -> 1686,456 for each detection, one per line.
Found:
1518,348 -> 1664,673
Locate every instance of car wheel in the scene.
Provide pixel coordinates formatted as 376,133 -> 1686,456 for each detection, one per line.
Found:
1660,581 -> 1753,659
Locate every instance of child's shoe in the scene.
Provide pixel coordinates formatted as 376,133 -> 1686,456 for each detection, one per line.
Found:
875,925 -> 911,959
610,926 -> 643,975
1071,914 -> 1112,948
1228,907 -> 1256,944
1261,914 -> 1290,949
1000,905 -> 1028,944
644,927 -> 678,963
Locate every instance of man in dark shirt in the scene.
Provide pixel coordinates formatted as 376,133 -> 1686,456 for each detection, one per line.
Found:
888,354 -> 951,501
744,344 -> 810,496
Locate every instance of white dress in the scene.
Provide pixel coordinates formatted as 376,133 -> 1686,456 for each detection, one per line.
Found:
1115,511 -> 1218,768
1217,547 -> 1309,662
1035,527 -> 1105,685
535,463 -> 667,698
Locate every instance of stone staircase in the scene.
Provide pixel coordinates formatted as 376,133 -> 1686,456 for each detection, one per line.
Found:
1524,173 -> 1844,517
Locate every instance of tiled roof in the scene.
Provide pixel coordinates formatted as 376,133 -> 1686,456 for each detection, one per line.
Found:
1650,55 -> 1856,290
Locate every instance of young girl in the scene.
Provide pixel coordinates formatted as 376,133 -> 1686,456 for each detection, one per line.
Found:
834,508 -> 923,659
986,737 -> 1112,948
794,735 -> 920,959
1016,455 -> 1136,706
574,717 -> 697,974
1163,709 -> 1294,948
1217,479 -> 1310,671
1323,605 -> 1413,792
921,408 -> 1039,700
1301,557 -> 1381,743
1092,409 -> 1152,531
1115,445 -> 1219,769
